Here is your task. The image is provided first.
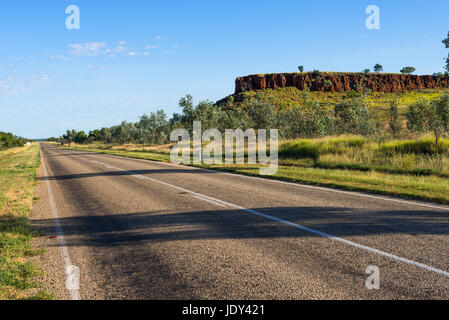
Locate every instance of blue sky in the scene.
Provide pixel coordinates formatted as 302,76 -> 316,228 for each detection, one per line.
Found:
1,0 -> 448,138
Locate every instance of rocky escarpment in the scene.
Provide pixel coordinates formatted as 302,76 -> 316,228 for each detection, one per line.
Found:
235,72 -> 448,94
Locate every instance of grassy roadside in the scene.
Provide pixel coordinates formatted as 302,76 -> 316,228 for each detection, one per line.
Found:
65,142 -> 449,204
0,143 -> 52,300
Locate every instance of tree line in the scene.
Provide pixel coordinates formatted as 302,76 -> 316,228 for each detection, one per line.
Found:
0,132 -> 29,150
56,91 -> 449,149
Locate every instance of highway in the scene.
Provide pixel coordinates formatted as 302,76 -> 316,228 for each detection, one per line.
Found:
32,143 -> 449,299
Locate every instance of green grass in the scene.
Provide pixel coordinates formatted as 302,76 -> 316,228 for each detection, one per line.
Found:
211,165 -> 449,204
66,136 -> 449,204
381,137 -> 449,155
0,144 -> 52,300
70,144 -> 171,162
279,136 -> 366,160
280,136 -> 449,178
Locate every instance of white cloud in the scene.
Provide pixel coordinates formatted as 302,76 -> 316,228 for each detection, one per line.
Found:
50,54 -> 70,61
87,65 -> 112,71
125,51 -> 149,56
109,45 -> 129,54
0,73 -> 52,97
64,41 -> 156,59
68,42 -> 108,56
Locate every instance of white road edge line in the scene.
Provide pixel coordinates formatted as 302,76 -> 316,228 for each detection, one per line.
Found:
42,152 -> 81,300
85,150 -> 449,212
91,159 -> 449,278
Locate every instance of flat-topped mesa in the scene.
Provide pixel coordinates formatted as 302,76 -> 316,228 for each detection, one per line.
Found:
235,72 -> 449,94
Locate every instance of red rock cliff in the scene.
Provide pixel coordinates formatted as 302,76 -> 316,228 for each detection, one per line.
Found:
235,73 -> 448,94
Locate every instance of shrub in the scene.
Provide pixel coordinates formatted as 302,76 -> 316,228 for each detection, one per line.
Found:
278,107 -> 305,139
303,101 -> 335,137
0,132 -> 27,150
245,101 -> 278,131
334,99 -> 375,135
406,96 -> 449,149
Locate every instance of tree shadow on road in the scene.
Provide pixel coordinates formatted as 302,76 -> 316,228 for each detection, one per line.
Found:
31,204 -> 449,248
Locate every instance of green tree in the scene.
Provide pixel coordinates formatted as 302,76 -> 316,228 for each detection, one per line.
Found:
0,132 -> 26,150
136,110 -> 170,144
388,99 -> 402,139
62,129 -> 76,145
400,66 -> 416,74
245,101 -> 278,131
442,32 -> 449,73
373,64 -> 383,73
99,127 -> 113,143
298,65 -> 304,73
219,107 -> 251,132
278,107 -> 305,139
334,99 -> 374,135
304,101 -> 334,137
406,97 -> 448,149
436,93 -> 449,134
73,131 -> 87,144
178,94 -> 195,133
363,69 -> 370,74
88,129 -> 101,142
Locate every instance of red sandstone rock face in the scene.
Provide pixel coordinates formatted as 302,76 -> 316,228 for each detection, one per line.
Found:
235,73 -> 448,94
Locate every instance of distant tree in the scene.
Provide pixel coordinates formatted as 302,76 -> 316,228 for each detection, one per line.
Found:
178,94 -> 195,133
363,69 -> 370,74
99,127 -> 113,144
112,122 -> 134,144
62,129 -> 76,146
298,65 -> 304,73
442,32 -> 449,73
0,131 -> 26,150
136,110 -> 170,144
88,129 -> 101,142
400,66 -> 416,74
388,99 -> 402,139
373,64 -> 383,73
73,131 -> 87,144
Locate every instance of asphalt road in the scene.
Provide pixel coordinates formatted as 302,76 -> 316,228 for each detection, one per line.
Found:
31,143 -> 449,300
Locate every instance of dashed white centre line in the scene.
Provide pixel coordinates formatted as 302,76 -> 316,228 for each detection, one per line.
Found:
90,159 -> 449,278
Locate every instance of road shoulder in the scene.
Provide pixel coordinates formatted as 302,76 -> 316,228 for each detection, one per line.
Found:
29,154 -> 68,300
